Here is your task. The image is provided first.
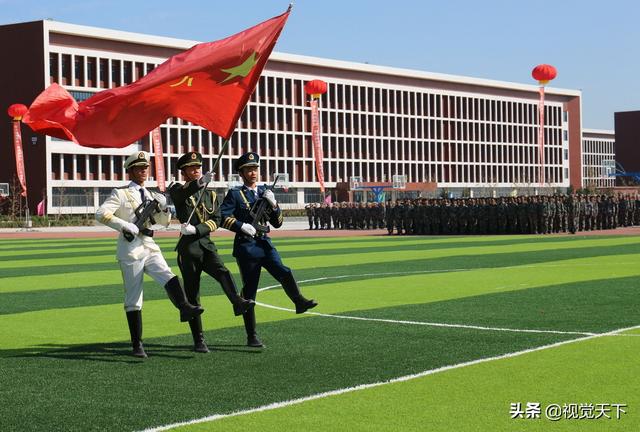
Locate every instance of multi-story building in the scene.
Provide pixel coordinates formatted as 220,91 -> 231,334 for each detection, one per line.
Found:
581,129 -> 616,189
1,19 -> 587,213
614,110 -> 640,187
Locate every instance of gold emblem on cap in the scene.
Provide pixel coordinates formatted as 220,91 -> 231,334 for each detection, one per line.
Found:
138,152 -> 145,159
191,153 -> 197,159
248,154 -> 255,160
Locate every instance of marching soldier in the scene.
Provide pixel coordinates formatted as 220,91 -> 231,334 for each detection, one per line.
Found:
169,152 -> 254,353
96,151 -> 203,358
305,203 -> 314,230
220,152 -> 317,348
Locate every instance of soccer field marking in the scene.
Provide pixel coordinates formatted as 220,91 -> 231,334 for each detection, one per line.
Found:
255,263 -> 639,294
256,272 -> 640,338
140,323 -> 640,432
254,302 -> 598,337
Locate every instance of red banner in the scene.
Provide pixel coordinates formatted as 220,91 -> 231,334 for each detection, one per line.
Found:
538,86 -> 545,185
310,99 -> 325,194
151,127 -> 166,192
12,120 -> 27,197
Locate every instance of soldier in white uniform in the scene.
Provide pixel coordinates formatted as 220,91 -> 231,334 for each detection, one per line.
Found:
96,151 -> 203,358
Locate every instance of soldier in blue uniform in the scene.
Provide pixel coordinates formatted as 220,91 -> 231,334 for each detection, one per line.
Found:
169,152 -> 254,353
220,152 -> 318,348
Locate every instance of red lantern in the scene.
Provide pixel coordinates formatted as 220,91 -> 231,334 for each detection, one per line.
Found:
7,103 -> 28,121
304,80 -> 327,99
531,64 -> 557,85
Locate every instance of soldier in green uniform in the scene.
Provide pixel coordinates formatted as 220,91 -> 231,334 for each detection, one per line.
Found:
313,203 -> 321,229
395,200 -> 405,234
385,200 -> 396,234
330,202 -> 340,230
170,152 -> 254,353
568,194 -> 579,234
305,203 -> 314,230
579,195 -> 588,231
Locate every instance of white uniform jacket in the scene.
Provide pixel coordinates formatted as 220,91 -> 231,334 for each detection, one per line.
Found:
96,183 -> 171,261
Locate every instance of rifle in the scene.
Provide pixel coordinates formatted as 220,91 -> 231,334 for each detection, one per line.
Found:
246,175 -> 280,238
123,198 -> 160,242
175,139 -> 231,248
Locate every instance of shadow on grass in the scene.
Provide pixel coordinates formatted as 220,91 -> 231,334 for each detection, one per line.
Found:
1,341 -> 262,362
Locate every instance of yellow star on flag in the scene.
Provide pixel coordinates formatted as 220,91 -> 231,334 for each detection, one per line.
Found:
220,51 -> 260,84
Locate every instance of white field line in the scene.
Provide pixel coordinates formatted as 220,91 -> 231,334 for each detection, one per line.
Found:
256,263 -> 639,295
255,302 -> 597,336
140,323 -> 640,432
256,271 -> 640,337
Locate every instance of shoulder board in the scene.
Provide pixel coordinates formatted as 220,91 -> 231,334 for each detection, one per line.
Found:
169,182 -> 183,191
116,186 -> 128,189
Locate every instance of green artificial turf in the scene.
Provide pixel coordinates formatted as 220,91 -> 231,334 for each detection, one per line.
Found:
0,234 -> 638,431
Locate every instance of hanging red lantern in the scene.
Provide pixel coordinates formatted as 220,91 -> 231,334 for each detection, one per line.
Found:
7,103 -> 28,119
7,103 -> 28,121
304,80 -> 327,99
531,64 -> 557,85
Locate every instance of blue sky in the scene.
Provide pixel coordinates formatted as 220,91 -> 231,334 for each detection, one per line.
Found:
2,0 -> 638,129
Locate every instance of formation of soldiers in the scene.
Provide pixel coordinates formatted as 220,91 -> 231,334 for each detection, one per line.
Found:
305,194 -> 640,235
305,202 -> 386,230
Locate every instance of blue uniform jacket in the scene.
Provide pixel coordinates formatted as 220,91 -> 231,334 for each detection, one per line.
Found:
220,185 -> 284,259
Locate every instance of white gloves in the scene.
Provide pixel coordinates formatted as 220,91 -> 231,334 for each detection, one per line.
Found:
263,189 -> 277,208
154,193 -> 168,211
241,223 -> 257,237
198,171 -> 214,187
180,223 -> 197,235
123,222 -> 139,236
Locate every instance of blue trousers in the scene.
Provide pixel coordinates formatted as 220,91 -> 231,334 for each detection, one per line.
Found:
236,247 -> 292,300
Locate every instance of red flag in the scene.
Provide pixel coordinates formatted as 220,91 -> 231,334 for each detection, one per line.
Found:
23,9 -> 290,148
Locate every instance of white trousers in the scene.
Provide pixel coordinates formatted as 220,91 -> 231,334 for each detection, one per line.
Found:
118,250 -> 175,312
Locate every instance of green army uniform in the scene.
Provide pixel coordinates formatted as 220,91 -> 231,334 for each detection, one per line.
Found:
170,152 -> 253,353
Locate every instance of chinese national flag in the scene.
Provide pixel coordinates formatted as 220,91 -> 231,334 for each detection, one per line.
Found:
23,8 -> 290,148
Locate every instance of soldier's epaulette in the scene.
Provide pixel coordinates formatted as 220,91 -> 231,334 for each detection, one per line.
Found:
116,186 -> 128,189
169,182 -> 183,191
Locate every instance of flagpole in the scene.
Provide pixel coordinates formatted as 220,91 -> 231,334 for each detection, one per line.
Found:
184,138 -> 231,225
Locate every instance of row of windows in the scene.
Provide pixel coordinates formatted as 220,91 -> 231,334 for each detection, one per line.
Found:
50,52 -> 156,88
324,83 -> 565,125
51,147 -> 567,185
66,83 -> 565,145
319,112 -> 565,143
146,126 -> 568,164
48,49 -> 570,186
582,139 -> 615,156
50,52 -> 566,125
582,138 -> 615,187
50,186 -> 305,208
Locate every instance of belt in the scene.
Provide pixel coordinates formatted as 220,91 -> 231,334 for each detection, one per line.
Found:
140,228 -> 154,237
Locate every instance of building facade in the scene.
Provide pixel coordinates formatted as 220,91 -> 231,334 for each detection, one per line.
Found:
1,20 -> 586,214
581,129 -> 616,189
614,110 -> 640,186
